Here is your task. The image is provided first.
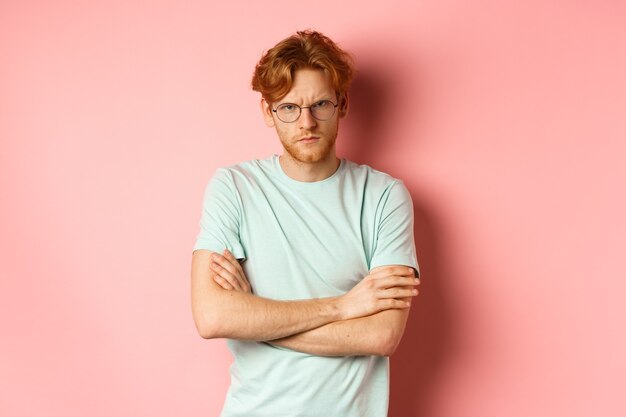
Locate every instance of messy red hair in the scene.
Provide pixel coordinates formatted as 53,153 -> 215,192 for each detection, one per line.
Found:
251,30 -> 356,104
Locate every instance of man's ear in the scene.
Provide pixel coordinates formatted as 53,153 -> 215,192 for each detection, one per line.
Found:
260,98 -> 275,127
338,92 -> 349,118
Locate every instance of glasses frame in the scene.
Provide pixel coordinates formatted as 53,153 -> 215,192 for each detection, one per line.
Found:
271,100 -> 339,123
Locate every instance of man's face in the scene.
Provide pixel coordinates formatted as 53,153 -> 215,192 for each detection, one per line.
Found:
261,68 -> 345,164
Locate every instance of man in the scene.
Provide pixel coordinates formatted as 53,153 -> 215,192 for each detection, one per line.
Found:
191,30 -> 420,417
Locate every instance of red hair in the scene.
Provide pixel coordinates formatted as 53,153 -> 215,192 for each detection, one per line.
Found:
251,30 -> 356,103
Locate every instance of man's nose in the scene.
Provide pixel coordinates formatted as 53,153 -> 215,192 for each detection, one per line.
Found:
298,108 -> 317,129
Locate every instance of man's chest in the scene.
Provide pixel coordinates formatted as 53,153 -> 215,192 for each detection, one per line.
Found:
236,188 -> 374,299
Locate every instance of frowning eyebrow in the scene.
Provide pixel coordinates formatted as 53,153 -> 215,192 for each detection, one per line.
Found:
275,96 -> 335,106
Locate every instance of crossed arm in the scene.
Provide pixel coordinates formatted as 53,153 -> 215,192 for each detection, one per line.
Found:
191,249 -> 419,356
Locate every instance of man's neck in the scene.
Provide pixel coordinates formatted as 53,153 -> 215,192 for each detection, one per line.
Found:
278,153 -> 340,183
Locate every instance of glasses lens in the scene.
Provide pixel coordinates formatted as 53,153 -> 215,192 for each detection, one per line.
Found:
275,100 -> 337,122
310,100 -> 336,121
276,104 -> 300,123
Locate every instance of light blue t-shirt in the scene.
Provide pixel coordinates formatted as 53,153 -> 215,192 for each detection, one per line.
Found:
194,154 -> 419,417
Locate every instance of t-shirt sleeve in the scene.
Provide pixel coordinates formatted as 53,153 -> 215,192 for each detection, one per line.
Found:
193,168 -> 246,261
369,180 -> 420,278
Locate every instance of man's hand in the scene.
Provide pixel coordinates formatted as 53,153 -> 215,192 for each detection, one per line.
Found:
209,249 -> 251,293
211,253 -> 419,320
336,266 -> 418,320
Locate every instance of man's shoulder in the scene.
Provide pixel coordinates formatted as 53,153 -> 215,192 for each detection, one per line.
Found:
342,158 -> 404,189
219,154 -> 273,172
211,155 -> 275,181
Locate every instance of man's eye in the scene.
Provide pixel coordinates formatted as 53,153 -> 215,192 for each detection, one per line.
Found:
280,104 -> 298,112
313,100 -> 330,109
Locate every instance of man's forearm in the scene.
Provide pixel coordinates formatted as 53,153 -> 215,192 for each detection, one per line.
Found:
191,250 -> 417,341
269,308 -> 410,357
192,251 -> 343,341
202,292 -> 345,341
195,250 -> 417,344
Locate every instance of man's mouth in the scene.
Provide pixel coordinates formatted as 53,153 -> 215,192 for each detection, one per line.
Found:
299,136 -> 320,143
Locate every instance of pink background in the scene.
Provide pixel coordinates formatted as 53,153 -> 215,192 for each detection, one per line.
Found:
1,1 -> 625,416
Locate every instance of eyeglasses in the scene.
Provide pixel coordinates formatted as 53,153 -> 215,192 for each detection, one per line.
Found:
272,99 -> 338,123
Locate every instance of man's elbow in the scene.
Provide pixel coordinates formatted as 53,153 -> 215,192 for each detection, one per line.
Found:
196,321 -> 219,340
377,326 -> 404,357
378,338 -> 400,357
193,308 -> 225,339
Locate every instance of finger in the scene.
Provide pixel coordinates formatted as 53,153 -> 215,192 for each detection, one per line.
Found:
378,287 -> 419,299
369,266 -> 416,279
222,249 -> 241,267
213,260 -> 250,293
212,254 -> 245,285
213,274 -> 234,290
374,275 -> 420,289
210,261 -> 243,291
369,265 -> 393,274
220,250 -> 250,292
375,266 -> 415,276
223,249 -> 246,280
378,298 -> 412,311
214,253 -> 245,281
